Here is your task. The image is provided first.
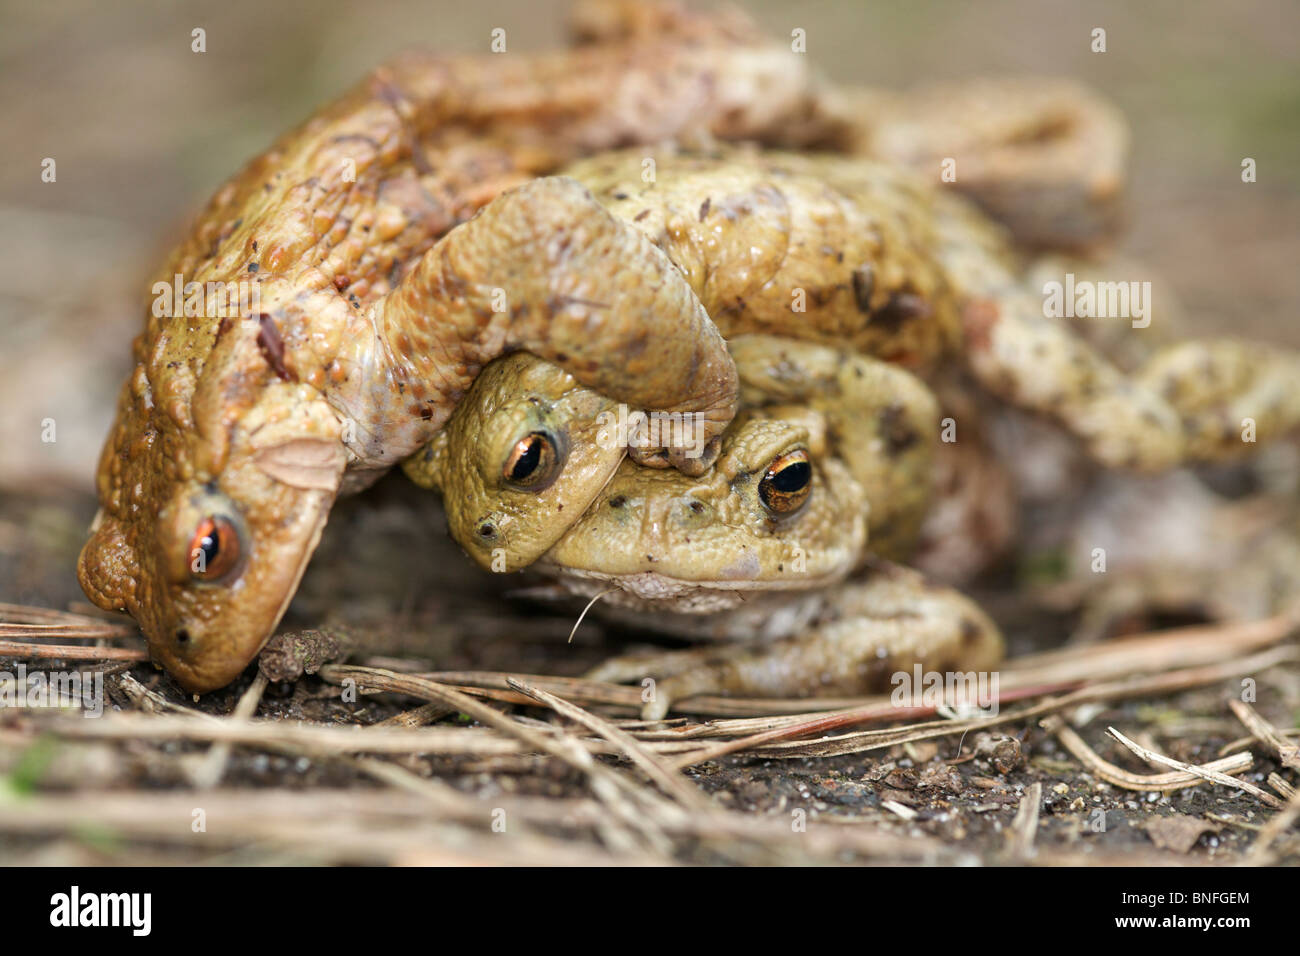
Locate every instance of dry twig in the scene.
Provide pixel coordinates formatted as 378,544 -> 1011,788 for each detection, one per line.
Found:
1043,716 -> 1255,793
1107,726 -> 1284,809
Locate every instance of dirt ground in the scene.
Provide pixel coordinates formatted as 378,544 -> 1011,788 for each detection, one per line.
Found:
1,1 -> 1298,865
2,473 -> 1297,866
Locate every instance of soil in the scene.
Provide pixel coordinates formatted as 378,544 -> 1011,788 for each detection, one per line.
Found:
1,477 -> 1294,865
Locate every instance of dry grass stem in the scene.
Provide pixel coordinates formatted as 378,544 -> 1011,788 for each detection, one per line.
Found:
1228,699 -> 1300,771
0,601 -> 1295,864
1044,716 -> 1255,793
1106,726 -> 1286,809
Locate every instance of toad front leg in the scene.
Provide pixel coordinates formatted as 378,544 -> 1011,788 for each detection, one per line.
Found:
342,175 -> 739,476
588,563 -> 1003,720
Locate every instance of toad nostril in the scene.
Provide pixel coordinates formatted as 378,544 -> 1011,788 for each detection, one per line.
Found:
688,500 -> 706,515
608,495 -> 627,509
176,628 -> 191,646
477,522 -> 497,539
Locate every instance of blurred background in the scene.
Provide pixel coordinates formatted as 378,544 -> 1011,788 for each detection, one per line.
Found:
0,0 -> 1297,575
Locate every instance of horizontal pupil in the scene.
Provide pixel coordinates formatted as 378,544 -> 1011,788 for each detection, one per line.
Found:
771,461 -> 810,493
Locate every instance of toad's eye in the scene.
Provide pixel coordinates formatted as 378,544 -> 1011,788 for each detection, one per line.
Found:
188,516 -> 242,581
758,449 -> 812,515
502,431 -> 561,490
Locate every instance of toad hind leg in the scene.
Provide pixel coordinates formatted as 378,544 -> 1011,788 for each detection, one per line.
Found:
588,564 -> 1003,720
964,285 -> 1300,471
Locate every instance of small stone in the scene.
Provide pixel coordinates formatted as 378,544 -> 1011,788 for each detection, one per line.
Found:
258,628 -> 351,683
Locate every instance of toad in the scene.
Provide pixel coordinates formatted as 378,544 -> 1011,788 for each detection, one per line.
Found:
76,10 -> 847,693
408,148 -> 1300,575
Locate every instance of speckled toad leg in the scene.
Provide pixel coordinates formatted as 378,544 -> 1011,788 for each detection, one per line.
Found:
951,248 -> 1300,471
590,563 -> 1003,721
576,3 -> 1131,252
911,181 -> 1300,472
834,77 -> 1129,251
337,175 -> 738,478
563,147 -> 1300,472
